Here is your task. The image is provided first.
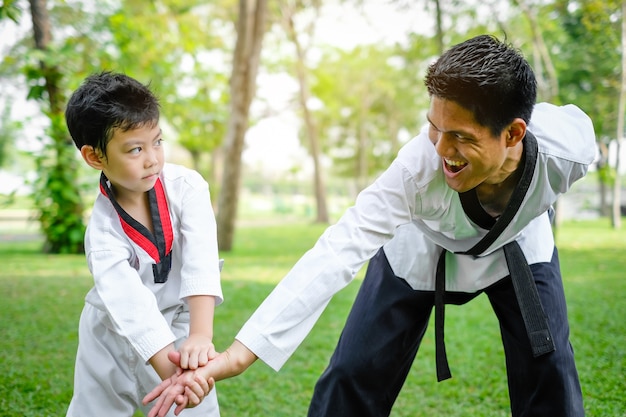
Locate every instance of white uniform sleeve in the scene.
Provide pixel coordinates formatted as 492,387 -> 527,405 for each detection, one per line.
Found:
175,172 -> 223,303
236,159 -> 419,370
86,223 -> 176,362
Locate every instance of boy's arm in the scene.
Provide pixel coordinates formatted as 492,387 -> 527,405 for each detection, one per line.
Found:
179,295 -> 217,369
149,343 -> 178,380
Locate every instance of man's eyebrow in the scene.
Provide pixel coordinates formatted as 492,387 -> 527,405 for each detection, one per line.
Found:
426,115 -> 473,138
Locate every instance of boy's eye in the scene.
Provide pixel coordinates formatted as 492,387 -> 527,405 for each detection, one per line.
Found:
129,147 -> 142,154
155,138 -> 164,146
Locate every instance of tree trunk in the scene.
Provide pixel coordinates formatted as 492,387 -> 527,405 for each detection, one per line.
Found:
216,0 -> 268,250
612,0 -> 626,229
433,0 -> 444,54
281,3 -> 328,224
29,0 -> 85,254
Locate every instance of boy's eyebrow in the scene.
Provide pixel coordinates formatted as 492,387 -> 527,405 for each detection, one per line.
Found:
121,129 -> 163,147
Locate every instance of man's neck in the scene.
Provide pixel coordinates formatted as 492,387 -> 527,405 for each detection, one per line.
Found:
475,141 -> 525,218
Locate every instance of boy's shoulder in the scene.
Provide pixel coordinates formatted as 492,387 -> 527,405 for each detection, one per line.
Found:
161,163 -> 209,192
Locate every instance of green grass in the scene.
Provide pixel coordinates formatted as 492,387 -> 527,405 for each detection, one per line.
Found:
0,220 -> 624,416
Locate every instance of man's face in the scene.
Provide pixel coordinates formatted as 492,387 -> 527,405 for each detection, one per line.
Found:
427,97 -> 512,193
99,124 -> 164,202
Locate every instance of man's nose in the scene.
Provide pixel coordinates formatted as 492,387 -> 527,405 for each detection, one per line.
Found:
434,132 -> 452,156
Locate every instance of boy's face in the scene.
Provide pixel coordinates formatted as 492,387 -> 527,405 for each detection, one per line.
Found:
427,96 -> 523,193
99,124 -> 164,201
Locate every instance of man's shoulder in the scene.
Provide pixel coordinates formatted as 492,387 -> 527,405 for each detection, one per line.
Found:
529,102 -> 596,165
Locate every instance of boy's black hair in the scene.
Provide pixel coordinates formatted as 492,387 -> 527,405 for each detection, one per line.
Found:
65,71 -> 160,157
424,34 -> 537,136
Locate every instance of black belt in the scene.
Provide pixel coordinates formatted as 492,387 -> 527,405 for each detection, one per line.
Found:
434,131 -> 555,382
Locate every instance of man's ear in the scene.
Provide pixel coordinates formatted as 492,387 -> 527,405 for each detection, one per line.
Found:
80,145 -> 104,170
505,118 -> 527,148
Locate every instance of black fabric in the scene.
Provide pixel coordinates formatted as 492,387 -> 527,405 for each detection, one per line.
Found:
308,248 -> 583,416
503,241 -> 555,356
434,131 -> 555,382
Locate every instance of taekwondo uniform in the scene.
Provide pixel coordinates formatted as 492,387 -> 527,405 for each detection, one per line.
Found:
67,163 -> 223,417
233,103 -> 596,416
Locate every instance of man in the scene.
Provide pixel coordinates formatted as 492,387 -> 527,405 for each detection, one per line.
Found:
145,34 -> 594,417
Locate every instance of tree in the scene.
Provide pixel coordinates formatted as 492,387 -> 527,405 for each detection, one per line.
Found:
555,0 -> 622,221
27,0 -> 85,253
310,41 -> 428,193
278,0 -> 328,223
217,0 -> 268,251
613,0 -> 625,229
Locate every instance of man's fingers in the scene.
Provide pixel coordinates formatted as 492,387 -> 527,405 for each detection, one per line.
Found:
143,378 -> 171,405
196,374 -> 209,395
174,395 -> 188,416
184,386 -> 201,406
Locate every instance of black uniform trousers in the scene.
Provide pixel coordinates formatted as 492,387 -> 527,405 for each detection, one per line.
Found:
308,247 -> 584,417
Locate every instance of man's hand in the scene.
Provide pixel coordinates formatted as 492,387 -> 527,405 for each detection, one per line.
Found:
143,340 -> 258,417
143,360 -> 214,417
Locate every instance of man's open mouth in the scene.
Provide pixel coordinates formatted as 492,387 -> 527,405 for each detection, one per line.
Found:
444,158 -> 467,173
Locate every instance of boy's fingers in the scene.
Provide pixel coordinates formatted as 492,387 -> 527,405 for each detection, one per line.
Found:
179,351 -> 189,369
187,352 -> 199,370
168,350 -> 182,367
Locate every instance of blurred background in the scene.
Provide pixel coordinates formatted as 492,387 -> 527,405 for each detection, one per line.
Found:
0,0 -> 624,253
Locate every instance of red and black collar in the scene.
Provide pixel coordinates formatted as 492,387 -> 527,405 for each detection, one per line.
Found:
99,173 -> 173,283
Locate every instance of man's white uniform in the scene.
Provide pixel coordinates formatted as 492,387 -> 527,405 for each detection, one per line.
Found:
67,163 -> 223,417
235,102 -> 596,371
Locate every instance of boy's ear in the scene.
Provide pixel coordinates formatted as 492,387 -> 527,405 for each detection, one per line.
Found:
80,145 -> 104,170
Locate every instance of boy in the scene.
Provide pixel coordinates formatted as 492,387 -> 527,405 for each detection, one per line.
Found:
65,71 -> 222,416
147,35 -> 595,417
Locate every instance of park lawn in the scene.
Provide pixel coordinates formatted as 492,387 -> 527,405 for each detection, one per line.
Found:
0,220 -> 624,417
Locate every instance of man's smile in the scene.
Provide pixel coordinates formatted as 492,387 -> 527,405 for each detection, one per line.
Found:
443,158 -> 467,173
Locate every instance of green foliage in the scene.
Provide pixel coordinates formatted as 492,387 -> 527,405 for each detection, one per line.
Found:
554,0 -> 622,139
31,112 -> 85,254
311,41 -> 430,187
0,0 -> 22,22
0,220 -> 624,416
0,103 -> 20,168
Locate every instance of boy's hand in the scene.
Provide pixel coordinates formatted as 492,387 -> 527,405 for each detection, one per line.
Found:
178,334 -> 216,369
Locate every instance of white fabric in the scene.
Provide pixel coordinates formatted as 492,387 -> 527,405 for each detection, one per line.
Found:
66,304 -> 220,417
67,163 -> 222,416
236,103 -> 596,371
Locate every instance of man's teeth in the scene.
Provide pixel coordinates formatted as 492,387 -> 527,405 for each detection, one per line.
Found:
445,158 -> 466,167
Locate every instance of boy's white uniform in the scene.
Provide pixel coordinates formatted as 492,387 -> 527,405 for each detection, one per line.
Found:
67,163 -> 223,417
235,103 -> 596,371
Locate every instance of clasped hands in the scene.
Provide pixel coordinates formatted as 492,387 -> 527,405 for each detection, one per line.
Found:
143,340 -> 255,417
143,350 -> 215,417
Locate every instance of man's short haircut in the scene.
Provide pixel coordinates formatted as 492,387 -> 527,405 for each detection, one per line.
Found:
424,34 -> 537,136
65,71 -> 160,157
